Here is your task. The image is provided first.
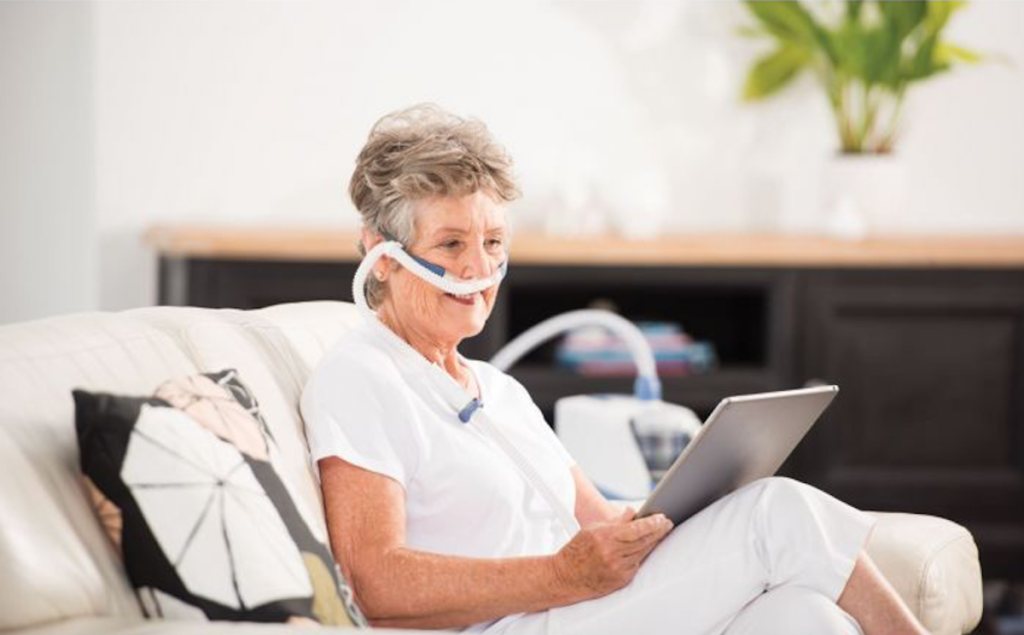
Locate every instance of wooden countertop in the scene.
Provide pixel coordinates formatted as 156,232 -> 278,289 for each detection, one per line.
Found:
144,224 -> 1024,268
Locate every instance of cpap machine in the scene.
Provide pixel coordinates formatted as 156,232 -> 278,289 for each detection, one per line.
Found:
353,236 -> 701,500
490,310 -> 702,500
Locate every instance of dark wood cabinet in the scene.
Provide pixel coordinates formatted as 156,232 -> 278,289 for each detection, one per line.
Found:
153,231 -> 1024,579
797,269 -> 1024,578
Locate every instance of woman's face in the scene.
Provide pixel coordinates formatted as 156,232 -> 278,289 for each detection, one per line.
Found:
379,190 -> 508,347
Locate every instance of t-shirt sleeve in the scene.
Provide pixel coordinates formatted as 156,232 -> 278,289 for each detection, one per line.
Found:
300,356 -> 421,489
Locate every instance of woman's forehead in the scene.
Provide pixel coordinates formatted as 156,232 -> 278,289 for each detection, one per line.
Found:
414,192 -> 507,236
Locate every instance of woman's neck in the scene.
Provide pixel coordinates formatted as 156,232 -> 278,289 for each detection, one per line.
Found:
376,304 -> 463,379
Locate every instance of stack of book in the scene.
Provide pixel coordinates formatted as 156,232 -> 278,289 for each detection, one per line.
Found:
555,322 -> 717,377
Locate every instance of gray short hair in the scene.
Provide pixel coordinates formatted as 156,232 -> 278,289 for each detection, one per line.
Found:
349,103 -> 520,308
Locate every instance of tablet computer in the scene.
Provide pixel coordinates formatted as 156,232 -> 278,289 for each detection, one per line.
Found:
637,385 -> 838,524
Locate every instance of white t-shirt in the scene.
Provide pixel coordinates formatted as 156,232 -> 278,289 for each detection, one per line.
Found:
300,316 -> 578,561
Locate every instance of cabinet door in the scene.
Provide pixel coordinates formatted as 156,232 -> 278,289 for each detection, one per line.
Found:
800,270 -> 1024,578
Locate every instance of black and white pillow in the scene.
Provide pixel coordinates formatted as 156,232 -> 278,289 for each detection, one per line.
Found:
73,369 -> 365,627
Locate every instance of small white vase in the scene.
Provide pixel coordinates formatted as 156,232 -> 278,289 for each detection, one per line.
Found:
822,154 -> 908,240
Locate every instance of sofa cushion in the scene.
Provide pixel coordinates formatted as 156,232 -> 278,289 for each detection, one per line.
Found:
123,303 -> 364,547
865,512 -> 983,635
13,616 -> 422,635
245,301 -> 365,381
0,313 -> 196,631
73,368 -> 365,627
0,304 -> 359,633
121,306 -> 346,546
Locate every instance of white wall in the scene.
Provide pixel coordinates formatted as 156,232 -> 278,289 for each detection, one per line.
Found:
2,2 -> 1023,321
0,2 -> 97,323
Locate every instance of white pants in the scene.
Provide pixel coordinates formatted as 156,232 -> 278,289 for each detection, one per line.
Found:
487,477 -> 875,635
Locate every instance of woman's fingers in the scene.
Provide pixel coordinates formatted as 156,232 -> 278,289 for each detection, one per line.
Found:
620,530 -> 669,560
613,514 -> 673,544
619,524 -> 672,565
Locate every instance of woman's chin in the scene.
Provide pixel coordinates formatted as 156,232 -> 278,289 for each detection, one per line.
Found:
454,317 -> 487,340
441,310 -> 487,340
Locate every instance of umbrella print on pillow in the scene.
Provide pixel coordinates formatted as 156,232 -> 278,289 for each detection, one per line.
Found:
154,371 -> 272,461
122,403 -> 312,610
152,369 -> 365,625
73,369 -> 366,627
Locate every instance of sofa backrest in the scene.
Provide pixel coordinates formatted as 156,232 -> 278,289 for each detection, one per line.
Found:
0,301 -> 362,631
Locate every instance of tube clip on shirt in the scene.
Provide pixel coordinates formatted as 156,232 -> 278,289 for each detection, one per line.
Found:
459,398 -> 483,424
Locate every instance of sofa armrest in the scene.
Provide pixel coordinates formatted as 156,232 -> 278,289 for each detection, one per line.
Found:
864,512 -> 983,635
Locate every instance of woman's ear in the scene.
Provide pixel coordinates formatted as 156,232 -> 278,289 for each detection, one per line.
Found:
361,227 -> 392,281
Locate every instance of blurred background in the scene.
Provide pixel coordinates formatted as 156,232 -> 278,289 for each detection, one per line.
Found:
2,1 -> 1023,321
2,1 -> 1023,632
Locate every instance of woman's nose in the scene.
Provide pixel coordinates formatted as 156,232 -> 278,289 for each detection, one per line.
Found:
459,241 -> 496,280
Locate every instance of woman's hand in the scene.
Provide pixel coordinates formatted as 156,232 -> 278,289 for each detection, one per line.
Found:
551,508 -> 674,600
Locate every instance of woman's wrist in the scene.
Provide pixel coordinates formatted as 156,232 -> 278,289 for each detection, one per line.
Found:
546,552 -> 588,605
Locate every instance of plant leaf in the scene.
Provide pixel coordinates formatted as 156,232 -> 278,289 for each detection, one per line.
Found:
743,44 -> 812,101
744,2 -> 817,44
735,24 -> 768,39
865,25 -> 902,86
845,0 -> 864,24
743,1 -> 838,65
923,1 -> 968,37
907,32 -> 941,80
936,42 -> 984,65
879,1 -> 927,41
832,21 -> 865,77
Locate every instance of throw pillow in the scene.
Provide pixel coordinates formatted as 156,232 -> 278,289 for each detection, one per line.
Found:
73,368 -> 366,627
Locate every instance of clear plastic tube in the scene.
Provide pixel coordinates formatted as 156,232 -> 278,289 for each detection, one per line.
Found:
489,309 -> 662,401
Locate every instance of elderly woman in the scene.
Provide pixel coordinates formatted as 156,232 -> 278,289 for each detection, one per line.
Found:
300,105 -> 931,635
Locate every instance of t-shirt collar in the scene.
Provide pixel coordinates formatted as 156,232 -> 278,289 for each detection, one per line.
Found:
363,313 -> 484,417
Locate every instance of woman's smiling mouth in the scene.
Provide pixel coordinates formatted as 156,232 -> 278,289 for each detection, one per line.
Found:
444,292 -> 479,306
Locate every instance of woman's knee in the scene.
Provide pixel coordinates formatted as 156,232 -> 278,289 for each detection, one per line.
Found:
755,476 -> 812,496
733,477 -> 813,518
747,476 -> 824,521
746,476 -> 872,597
725,587 -> 864,635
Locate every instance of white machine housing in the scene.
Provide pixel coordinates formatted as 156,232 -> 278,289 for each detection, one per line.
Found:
555,394 -> 702,500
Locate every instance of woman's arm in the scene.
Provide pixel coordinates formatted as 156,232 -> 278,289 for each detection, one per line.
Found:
570,465 -> 626,527
319,456 -> 671,630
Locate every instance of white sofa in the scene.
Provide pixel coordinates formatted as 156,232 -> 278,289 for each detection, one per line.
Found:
0,301 -> 983,635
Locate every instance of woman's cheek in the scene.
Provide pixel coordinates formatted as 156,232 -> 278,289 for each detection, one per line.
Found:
396,276 -> 432,324
414,281 -> 440,318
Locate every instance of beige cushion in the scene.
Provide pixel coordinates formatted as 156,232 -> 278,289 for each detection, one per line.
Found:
0,314 -> 194,630
245,301 -> 365,380
121,302 -> 362,546
866,512 -> 983,635
126,306 -> 335,545
14,616 -> 415,635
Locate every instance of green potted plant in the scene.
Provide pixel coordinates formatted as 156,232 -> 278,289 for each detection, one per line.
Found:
740,1 -> 981,235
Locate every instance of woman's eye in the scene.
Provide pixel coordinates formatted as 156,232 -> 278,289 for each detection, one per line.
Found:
441,240 -> 462,249
486,238 -> 504,249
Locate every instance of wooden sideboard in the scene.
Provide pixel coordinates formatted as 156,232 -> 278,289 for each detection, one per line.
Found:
147,225 -> 1024,579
